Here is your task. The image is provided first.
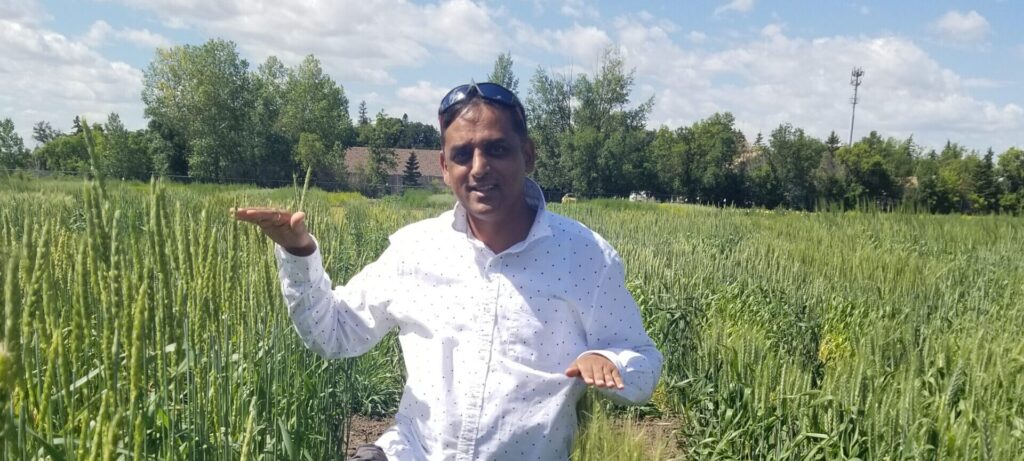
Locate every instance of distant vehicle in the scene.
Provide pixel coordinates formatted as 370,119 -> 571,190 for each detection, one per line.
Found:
561,193 -> 577,204
629,191 -> 653,202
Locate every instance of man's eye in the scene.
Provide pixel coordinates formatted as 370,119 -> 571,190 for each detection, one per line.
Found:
489,145 -> 508,156
451,150 -> 472,164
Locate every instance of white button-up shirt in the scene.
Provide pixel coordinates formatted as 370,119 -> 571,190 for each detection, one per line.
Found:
275,179 -> 662,461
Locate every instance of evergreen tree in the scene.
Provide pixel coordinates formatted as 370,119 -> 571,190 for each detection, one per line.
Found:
825,131 -> 841,155
972,148 -> 999,213
402,151 -> 422,187
358,101 -> 370,126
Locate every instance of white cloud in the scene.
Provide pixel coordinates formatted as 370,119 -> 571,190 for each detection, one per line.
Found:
111,0 -> 506,85
0,0 -> 49,24
560,0 -> 598,19
0,18 -> 145,145
714,0 -> 755,16
83,20 -> 172,49
688,31 -> 708,44
931,10 -> 990,44
510,21 -> 612,65
610,16 -> 1022,152
388,80 -> 451,126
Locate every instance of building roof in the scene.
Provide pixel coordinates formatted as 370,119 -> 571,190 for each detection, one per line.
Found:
345,147 -> 444,178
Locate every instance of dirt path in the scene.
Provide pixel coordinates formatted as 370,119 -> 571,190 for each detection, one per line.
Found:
343,415 -> 682,459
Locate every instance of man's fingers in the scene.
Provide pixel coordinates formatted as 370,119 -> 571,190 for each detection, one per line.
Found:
564,364 -> 580,378
290,211 -> 306,230
233,208 -> 293,228
610,367 -> 625,390
586,363 -> 602,387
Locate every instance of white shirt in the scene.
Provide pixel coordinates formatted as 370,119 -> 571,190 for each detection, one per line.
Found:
275,179 -> 662,461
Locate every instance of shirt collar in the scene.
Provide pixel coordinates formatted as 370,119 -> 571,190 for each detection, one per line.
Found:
451,177 -> 552,249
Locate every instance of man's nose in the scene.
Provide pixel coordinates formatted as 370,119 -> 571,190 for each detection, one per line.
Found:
470,149 -> 490,177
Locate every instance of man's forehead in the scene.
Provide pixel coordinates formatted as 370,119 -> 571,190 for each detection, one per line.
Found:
445,106 -> 519,137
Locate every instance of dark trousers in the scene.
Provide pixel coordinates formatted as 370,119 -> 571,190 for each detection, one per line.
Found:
349,444 -> 387,461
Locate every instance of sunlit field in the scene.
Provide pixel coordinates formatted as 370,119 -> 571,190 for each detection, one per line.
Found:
1,173 -> 1022,460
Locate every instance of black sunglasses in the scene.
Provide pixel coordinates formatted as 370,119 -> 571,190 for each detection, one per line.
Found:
437,82 -> 526,122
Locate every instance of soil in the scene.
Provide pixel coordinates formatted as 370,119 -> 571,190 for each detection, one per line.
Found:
632,417 -> 683,459
342,415 -> 684,459
344,415 -> 394,457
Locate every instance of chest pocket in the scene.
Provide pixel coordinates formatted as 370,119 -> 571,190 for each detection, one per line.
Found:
499,284 -> 584,372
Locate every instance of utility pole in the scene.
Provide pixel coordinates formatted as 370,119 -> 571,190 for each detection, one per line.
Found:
848,67 -> 864,146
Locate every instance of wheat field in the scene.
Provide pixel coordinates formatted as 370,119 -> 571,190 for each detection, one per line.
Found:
1,173 -> 1022,460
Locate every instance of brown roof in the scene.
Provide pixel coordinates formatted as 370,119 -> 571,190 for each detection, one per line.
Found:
345,147 -> 444,178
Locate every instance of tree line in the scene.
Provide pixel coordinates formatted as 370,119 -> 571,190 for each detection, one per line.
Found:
1,39 -> 439,192
1,39 -> 1022,214
513,50 -> 1022,214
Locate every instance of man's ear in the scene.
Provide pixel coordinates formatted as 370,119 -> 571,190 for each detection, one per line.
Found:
523,138 -> 537,174
439,150 -> 451,186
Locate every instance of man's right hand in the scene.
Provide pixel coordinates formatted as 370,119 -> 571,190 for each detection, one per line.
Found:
232,208 -> 317,256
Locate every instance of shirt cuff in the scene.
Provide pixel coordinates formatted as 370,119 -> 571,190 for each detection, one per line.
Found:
274,235 -> 325,284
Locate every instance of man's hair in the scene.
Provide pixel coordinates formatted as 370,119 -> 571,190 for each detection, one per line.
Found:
439,96 -> 529,146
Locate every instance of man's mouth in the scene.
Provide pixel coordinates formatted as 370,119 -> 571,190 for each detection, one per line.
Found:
469,184 -> 497,193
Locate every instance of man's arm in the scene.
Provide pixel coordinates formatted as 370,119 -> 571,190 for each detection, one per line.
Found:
572,251 -> 663,405
234,208 -> 398,359
275,238 -> 399,358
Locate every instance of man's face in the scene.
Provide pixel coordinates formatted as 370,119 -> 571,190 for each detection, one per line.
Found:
440,103 -> 535,224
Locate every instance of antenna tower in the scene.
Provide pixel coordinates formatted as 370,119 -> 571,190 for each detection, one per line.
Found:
848,67 -> 864,146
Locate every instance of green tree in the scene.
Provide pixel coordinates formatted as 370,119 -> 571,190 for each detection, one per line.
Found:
101,113 -> 152,180
561,49 -> 653,197
649,126 -> 688,196
487,51 -> 518,92
34,132 -> 88,172
651,113 -> 745,204
146,118 -> 188,177
970,148 -> 999,213
762,124 -> 825,209
836,131 -> 901,205
142,38 -> 254,181
1,118 -> 30,170
358,101 -> 370,126
911,150 -> 959,213
249,56 -> 294,184
997,147 -> 1024,213
398,119 -> 441,149
364,112 -> 401,196
402,151 -> 422,187
525,68 -> 573,194
810,131 -> 848,207
688,113 -> 745,204
32,121 -> 62,145
280,55 -> 354,155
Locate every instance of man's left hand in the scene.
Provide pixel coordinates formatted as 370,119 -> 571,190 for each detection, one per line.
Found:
564,354 -> 624,390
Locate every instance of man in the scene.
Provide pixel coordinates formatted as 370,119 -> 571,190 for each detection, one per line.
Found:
234,82 -> 662,460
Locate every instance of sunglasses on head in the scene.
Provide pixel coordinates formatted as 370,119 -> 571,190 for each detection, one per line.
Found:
437,82 -> 526,122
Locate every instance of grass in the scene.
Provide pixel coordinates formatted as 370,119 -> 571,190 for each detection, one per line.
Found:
1,177 -> 1022,460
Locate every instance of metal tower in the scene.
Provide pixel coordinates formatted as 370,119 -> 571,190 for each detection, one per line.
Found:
848,67 -> 864,146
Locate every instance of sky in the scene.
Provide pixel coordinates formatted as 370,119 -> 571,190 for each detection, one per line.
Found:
2,0 -> 1022,154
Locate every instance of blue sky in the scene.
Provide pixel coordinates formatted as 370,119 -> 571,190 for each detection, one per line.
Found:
2,0 -> 1021,153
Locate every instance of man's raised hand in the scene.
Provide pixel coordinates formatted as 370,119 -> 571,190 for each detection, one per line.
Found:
564,353 -> 624,390
232,207 -> 317,256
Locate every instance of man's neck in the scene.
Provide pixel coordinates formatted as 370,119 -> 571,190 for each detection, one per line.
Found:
467,201 -> 537,254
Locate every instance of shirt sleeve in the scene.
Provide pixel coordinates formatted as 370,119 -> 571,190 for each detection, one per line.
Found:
579,252 -> 663,405
275,235 -> 400,359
